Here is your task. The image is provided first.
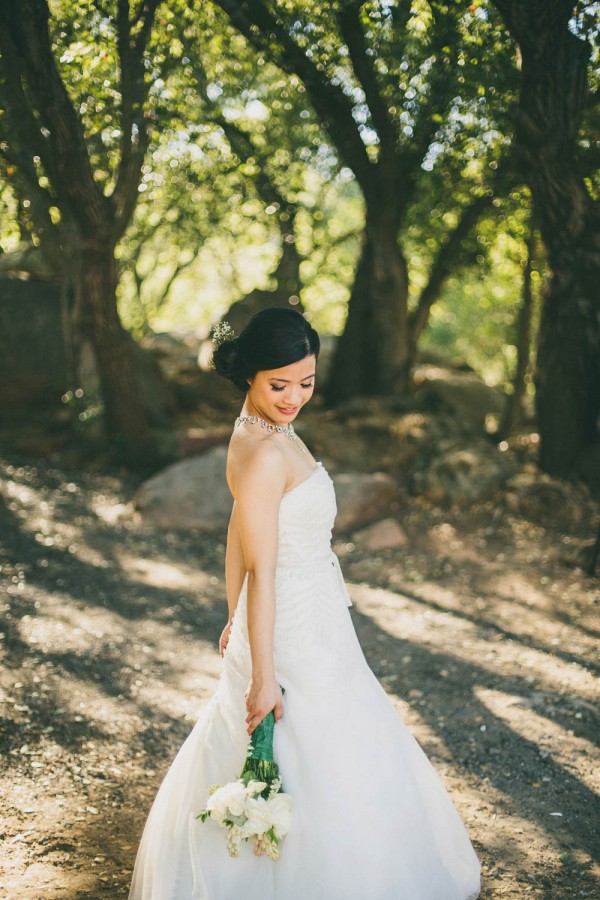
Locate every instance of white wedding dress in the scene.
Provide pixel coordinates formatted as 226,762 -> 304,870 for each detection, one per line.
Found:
129,460 -> 481,899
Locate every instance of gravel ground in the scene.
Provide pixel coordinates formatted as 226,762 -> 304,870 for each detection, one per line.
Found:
0,451 -> 598,899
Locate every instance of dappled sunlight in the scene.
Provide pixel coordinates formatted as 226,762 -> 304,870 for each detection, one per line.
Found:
475,686 -> 599,797
90,496 -> 133,526
116,553 -> 215,594
17,593 -> 122,653
351,582 -> 598,701
384,550 -> 598,663
2,453 -> 598,897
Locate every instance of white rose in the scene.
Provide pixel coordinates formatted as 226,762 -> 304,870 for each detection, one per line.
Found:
266,792 -> 292,838
243,796 -> 272,836
206,781 -> 247,822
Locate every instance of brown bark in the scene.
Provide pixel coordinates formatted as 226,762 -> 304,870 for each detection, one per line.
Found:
78,242 -> 153,462
325,202 -> 410,401
491,0 -> 600,477
497,226 -> 536,440
0,0 -> 162,464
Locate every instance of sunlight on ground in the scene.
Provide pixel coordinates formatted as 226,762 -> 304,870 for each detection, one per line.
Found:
351,583 -> 598,700
475,686 -> 600,796
116,554 -> 212,592
2,457 -> 598,897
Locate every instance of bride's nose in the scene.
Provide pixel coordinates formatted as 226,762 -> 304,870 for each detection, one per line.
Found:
283,387 -> 302,407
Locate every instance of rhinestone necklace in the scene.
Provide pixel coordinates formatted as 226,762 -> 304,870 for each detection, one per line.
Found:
234,414 -> 307,453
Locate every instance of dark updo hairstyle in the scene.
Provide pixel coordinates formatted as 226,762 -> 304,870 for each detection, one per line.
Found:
211,307 -> 320,394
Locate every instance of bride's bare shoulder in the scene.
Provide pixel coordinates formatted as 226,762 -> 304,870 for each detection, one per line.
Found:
226,429 -> 287,499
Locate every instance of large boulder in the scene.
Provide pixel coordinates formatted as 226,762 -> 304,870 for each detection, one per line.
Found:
134,446 -> 402,534
297,405 -> 458,474
504,470 -> 594,528
332,472 -> 401,533
411,438 -> 518,506
134,445 -> 231,530
0,275 -> 67,409
414,365 -> 506,432
352,518 -> 409,550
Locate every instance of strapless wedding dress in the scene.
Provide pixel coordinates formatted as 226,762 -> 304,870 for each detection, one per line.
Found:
129,461 -> 481,899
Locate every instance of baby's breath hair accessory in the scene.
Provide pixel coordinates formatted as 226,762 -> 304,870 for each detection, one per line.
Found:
211,320 -> 237,349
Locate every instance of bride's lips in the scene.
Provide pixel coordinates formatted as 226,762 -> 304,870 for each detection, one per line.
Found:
278,406 -> 298,415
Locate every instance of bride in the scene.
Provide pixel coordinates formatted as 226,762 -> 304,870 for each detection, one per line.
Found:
128,307 -> 481,899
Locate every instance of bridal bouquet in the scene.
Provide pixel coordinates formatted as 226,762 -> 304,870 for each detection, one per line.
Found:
197,707 -> 292,860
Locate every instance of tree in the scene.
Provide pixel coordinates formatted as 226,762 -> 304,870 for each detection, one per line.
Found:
211,0 -> 516,401
0,0 -> 171,463
119,5 -> 339,338
496,219 -> 538,440
490,0 -> 600,477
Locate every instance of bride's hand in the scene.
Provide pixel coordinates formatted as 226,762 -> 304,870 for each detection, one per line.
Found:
219,620 -> 233,657
245,675 -> 283,736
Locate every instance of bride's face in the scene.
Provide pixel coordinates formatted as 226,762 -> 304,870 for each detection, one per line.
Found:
246,354 -> 317,426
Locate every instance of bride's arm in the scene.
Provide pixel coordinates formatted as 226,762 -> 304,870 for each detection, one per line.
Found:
234,443 -> 287,734
218,503 -> 249,657
224,502 -> 247,623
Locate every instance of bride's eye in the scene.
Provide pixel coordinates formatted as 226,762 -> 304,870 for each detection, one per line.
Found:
270,382 -> 314,392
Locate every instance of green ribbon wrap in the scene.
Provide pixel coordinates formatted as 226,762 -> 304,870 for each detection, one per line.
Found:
239,689 -> 284,791
248,709 -> 275,762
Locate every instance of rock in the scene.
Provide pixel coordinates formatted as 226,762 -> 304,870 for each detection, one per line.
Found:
297,406 -> 466,475
131,339 -> 178,428
134,445 -> 231,530
353,518 -> 409,550
0,244 -> 58,280
504,471 -> 593,528
0,275 -> 68,409
297,419 -> 394,473
142,331 -> 201,379
179,427 -> 232,458
332,472 -> 401,532
413,439 -> 518,506
414,366 -> 505,432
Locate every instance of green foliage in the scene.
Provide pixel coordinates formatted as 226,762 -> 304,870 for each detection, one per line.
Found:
1,0 -> 594,396
0,180 -> 20,251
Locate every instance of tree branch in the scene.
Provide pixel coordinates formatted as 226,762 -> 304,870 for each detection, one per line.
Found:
337,2 -> 398,168
212,0 -> 376,193
190,50 -> 292,215
0,143 -> 61,258
0,0 -> 107,236
399,1 -> 462,204
111,0 -> 163,241
409,191 -> 495,343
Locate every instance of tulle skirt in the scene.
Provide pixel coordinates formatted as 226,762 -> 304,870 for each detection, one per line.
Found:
128,594 -> 481,900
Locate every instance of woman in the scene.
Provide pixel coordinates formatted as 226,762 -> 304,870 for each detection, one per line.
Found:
129,307 -> 481,899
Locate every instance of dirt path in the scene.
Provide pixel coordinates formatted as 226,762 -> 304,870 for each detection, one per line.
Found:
0,453 -> 598,899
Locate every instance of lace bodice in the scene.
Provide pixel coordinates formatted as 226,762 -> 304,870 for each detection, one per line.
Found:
224,459 -> 354,681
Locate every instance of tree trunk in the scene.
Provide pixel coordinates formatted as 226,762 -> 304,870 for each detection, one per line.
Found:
527,104 -> 600,476
77,241 -> 155,465
534,245 -> 599,476
274,227 -> 302,303
497,226 -> 536,440
492,0 -> 600,478
325,202 -> 409,402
